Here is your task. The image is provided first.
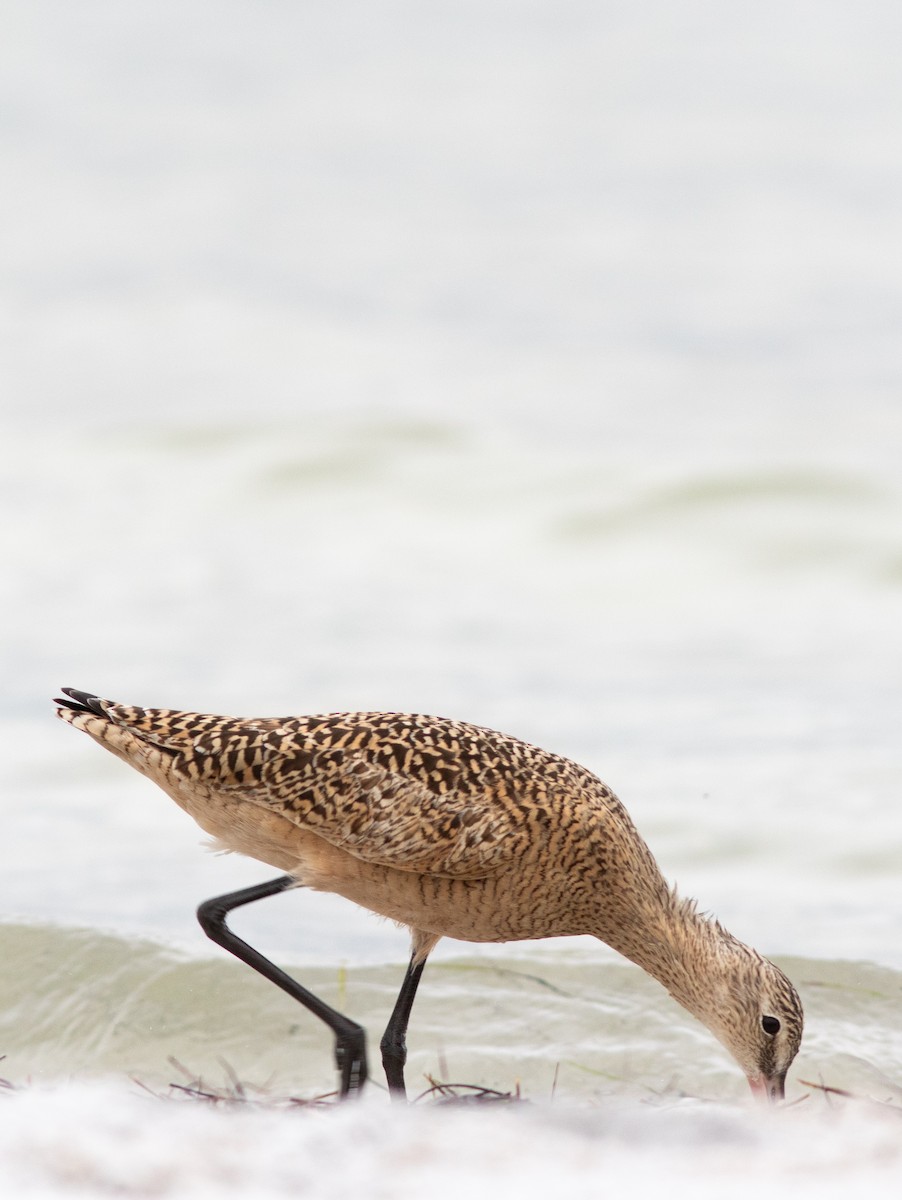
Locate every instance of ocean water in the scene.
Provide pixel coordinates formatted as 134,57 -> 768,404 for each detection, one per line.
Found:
2,0 -> 901,1194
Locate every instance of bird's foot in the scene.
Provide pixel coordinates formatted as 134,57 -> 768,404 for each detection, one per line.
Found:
335,1028 -> 368,1097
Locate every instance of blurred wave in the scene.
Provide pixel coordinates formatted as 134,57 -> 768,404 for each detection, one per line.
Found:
3,922 -> 900,1106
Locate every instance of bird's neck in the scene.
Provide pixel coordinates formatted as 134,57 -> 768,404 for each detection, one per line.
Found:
594,872 -> 735,1027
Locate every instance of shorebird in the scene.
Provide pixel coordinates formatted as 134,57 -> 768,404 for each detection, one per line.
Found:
55,688 -> 802,1102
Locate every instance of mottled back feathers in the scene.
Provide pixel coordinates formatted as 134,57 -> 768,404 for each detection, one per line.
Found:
57,697 -> 627,881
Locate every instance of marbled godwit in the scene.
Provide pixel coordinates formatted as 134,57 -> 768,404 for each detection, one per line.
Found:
55,688 -> 802,1102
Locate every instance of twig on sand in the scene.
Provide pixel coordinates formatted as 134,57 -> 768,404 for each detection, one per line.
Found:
798,1078 -> 902,1114
0,1055 -> 16,1093
155,1058 -> 524,1107
798,1079 -> 854,1101
150,1057 -> 335,1108
413,1074 -> 523,1105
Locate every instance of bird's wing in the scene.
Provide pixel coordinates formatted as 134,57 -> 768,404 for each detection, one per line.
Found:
221,715 -> 559,879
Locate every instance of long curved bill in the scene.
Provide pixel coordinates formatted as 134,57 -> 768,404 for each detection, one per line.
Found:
748,1072 -> 787,1104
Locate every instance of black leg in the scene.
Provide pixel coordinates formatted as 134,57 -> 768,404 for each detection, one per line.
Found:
196,875 -> 368,1097
380,953 -> 427,1100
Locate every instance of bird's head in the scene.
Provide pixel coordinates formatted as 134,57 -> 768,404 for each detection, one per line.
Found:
704,947 -> 803,1104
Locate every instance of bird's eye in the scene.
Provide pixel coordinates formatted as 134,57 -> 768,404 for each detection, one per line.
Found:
761,1015 -> 781,1035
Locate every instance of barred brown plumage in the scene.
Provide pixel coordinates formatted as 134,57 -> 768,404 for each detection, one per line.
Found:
54,687 -> 803,1103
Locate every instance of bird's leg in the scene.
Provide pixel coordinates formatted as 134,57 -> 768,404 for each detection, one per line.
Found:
380,953 -> 427,1100
196,874 -> 368,1098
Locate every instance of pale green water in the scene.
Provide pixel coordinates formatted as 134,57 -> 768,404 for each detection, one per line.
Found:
3,922 -> 900,1106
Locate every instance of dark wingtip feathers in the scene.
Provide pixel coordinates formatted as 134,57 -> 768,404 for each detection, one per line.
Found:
54,688 -> 108,716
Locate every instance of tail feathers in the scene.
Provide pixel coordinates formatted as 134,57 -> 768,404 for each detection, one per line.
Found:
55,688 -> 275,769
54,688 -> 111,717
54,687 -> 220,757
54,686 -> 186,780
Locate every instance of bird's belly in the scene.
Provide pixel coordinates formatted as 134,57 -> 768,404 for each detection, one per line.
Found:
320,868 -> 549,942
293,839 -> 587,944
